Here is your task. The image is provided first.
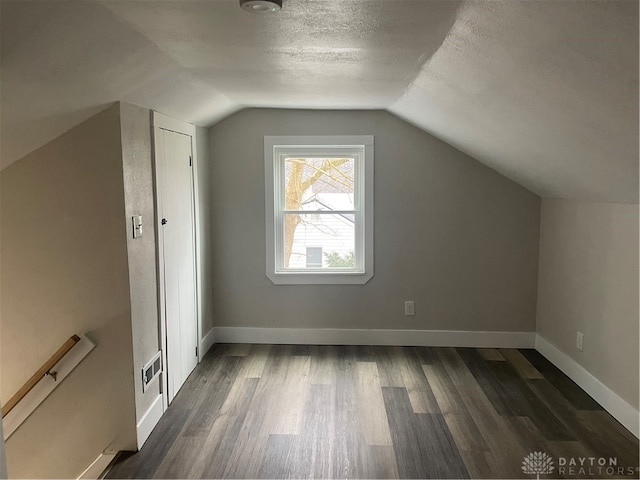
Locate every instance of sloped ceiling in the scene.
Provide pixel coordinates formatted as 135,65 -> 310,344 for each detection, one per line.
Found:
1,0 -> 637,203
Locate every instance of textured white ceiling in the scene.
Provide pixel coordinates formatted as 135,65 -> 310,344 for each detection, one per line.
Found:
1,0 -> 637,203
389,0 -> 639,203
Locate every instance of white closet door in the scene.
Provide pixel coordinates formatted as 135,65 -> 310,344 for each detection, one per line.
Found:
157,128 -> 198,403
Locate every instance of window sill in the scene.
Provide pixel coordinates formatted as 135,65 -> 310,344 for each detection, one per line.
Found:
266,271 -> 374,285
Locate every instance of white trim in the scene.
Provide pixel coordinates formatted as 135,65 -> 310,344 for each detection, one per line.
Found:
136,394 -> 163,449
264,135 -> 374,285
151,111 -> 169,412
152,111 -> 196,137
191,127 -> 203,364
2,336 -> 95,440
535,334 -> 639,438
200,328 -> 215,358
212,327 -> 535,348
0,419 -> 7,479
77,452 -> 117,480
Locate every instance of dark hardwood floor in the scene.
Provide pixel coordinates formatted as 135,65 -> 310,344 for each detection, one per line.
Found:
107,344 -> 639,479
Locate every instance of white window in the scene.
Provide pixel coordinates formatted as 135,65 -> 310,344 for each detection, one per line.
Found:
265,135 -> 374,285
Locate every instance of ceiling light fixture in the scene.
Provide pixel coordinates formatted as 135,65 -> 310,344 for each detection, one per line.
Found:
239,0 -> 282,14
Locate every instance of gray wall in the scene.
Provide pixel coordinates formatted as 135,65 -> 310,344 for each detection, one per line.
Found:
120,103 -> 162,433
196,126 -> 215,338
0,105 -> 137,477
537,199 -> 639,409
208,109 -> 541,332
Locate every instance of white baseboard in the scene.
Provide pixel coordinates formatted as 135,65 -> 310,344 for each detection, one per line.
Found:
535,334 -> 639,438
212,327 -> 535,348
77,452 -> 117,479
136,394 -> 163,449
200,327 -> 215,360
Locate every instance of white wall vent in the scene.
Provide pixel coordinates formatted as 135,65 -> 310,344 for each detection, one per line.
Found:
142,351 -> 162,392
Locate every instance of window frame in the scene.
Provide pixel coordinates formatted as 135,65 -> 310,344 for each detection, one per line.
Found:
265,135 -> 374,285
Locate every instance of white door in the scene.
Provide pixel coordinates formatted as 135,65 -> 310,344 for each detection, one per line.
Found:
155,126 -> 198,404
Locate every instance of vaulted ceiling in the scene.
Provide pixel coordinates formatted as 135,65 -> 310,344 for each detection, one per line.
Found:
1,0 -> 637,203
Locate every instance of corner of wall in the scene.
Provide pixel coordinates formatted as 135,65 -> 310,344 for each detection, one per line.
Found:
536,334 -> 639,438
0,421 -> 7,479
195,126 -> 215,338
535,198 -> 639,437
1,103 -> 138,477
119,102 -> 164,447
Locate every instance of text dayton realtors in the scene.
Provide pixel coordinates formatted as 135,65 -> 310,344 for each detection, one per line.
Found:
557,457 -> 637,477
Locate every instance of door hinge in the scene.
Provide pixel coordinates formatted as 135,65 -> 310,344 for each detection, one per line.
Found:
189,155 -> 192,167
195,346 -> 198,357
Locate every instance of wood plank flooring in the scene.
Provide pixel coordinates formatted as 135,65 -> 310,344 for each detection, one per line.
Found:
107,344 -> 639,479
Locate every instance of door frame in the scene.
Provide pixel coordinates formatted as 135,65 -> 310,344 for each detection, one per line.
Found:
151,111 -> 203,411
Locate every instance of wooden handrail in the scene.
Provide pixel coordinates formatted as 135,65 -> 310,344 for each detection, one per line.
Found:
1,335 -> 81,418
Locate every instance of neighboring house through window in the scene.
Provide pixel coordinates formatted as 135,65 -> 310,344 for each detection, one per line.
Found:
305,247 -> 323,268
264,135 -> 374,285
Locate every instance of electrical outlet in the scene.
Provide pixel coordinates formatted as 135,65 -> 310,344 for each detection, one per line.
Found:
576,331 -> 584,351
404,300 -> 415,316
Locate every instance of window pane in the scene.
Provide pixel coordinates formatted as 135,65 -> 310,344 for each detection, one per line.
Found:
284,157 -> 355,211
284,213 -> 355,269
